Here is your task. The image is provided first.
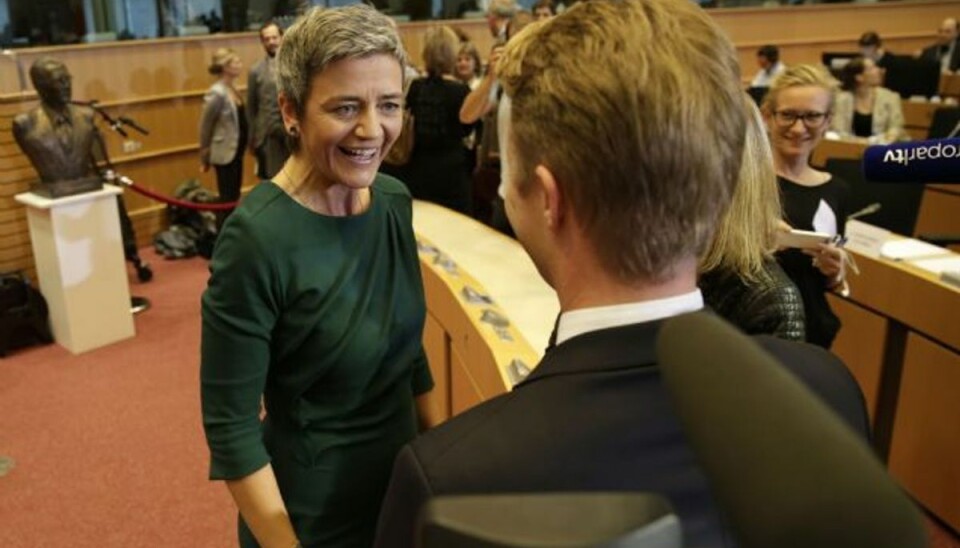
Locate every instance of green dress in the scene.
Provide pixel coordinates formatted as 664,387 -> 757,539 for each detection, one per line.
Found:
200,174 -> 434,548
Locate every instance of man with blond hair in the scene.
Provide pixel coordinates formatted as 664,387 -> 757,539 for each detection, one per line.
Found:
374,0 -> 867,546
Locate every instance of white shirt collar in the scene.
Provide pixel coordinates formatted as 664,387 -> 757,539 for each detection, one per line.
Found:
555,290 -> 704,346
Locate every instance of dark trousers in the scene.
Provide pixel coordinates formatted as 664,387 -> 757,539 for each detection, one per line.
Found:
215,155 -> 243,230
116,195 -> 139,262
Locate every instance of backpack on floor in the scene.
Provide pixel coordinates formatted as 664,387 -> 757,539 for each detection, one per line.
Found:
0,271 -> 53,357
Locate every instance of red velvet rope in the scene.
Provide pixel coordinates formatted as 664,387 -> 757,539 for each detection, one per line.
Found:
125,181 -> 239,211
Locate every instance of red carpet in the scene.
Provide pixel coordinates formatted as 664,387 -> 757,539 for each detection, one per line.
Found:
0,249 -> 234,547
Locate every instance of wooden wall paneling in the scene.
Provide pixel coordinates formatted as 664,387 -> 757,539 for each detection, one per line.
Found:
711,2 -> 956,45
888,333 -> 960,531
827,294 -> 887,423
423,313 -> 452,421
4,35 -> 262,101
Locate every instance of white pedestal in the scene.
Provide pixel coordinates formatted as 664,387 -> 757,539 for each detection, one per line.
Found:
15,187 -> 135,354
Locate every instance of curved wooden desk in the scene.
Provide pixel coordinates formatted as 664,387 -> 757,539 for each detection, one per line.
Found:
828,247 -> 960,532
412,201 -> 558,421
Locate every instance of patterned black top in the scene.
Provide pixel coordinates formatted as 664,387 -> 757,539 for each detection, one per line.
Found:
700,259 -> 806,341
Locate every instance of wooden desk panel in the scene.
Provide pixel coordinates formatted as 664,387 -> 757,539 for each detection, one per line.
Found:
847,252 -> 960,353
888,333 -> 960,529
902,101 -> 942,135
414,204 -> 552,421
423,313 -> 451,420
832,248 -> 960,530
915,187 -> 960,250
811,139 -> 866,168
940,73 -> 960,98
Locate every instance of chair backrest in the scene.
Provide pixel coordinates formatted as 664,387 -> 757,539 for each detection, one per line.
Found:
825,157 -> 924,236
821,51 -> 858,80
883,55 -> 940,99
926,107 -> 960,139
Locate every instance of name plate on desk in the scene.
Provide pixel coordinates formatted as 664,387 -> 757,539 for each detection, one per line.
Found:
845,220 -> 890,258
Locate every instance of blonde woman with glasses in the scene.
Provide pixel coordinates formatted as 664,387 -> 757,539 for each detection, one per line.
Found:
763,64 -> 850,349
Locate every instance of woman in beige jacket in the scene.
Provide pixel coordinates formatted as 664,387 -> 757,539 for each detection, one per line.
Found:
831,56 -> 906,144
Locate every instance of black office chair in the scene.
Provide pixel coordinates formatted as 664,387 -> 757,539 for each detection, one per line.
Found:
418,493 -> 680,548
926,106 -> 960,139
882,55 -> 940,99
821,51 -> 858,80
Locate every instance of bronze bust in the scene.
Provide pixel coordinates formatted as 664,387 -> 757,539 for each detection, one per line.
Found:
12,57 -> 103,196
13,57 -> 152,282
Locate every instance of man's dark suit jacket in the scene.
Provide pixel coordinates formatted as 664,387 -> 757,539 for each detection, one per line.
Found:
373,318 -> 869,548
920,40 -> 960,72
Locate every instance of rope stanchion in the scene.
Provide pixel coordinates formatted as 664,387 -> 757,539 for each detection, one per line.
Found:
114,176 -> 239,211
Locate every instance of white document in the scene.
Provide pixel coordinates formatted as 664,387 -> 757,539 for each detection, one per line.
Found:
880,239 -> 950,261
909,256 -> 960,275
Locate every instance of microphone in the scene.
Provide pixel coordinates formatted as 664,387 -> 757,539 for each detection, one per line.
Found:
119,116 -> 149,135
109,121 -> 128,138
847,202 -> 882,221
70,99 -> 99,107
657,313 -> 925,548
863,137 -> 960,183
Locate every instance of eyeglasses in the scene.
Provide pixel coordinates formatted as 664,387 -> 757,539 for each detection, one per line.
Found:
773,110 -> 830,129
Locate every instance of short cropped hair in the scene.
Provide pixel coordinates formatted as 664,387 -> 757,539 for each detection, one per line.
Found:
208,48 -> 240,75
277,5 -> 407,118
700,95 -> 782,283
259,19 -> 282,37
498,0 -> 745,283
757,45 -> 779,64
858,31 -> 881,48
422,26 -> 460,77
762,63 -> 839,114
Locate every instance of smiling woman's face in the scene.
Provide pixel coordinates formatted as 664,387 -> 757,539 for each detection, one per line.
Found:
285,54 -> 404,191
766,85 -> 832,164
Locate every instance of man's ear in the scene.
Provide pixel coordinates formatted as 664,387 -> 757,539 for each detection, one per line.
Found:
534,165 -> 563,230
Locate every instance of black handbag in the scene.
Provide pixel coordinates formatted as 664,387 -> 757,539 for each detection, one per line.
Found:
0,271 -> 53,357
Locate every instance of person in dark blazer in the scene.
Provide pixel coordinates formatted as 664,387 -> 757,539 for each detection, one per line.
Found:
199,47 -> 246,226
246,20 -> 289,180
918,17 -> 960,72
373,1 -> 869,547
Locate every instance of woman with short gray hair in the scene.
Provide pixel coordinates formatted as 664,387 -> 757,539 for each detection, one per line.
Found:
200,6 -> 439,547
